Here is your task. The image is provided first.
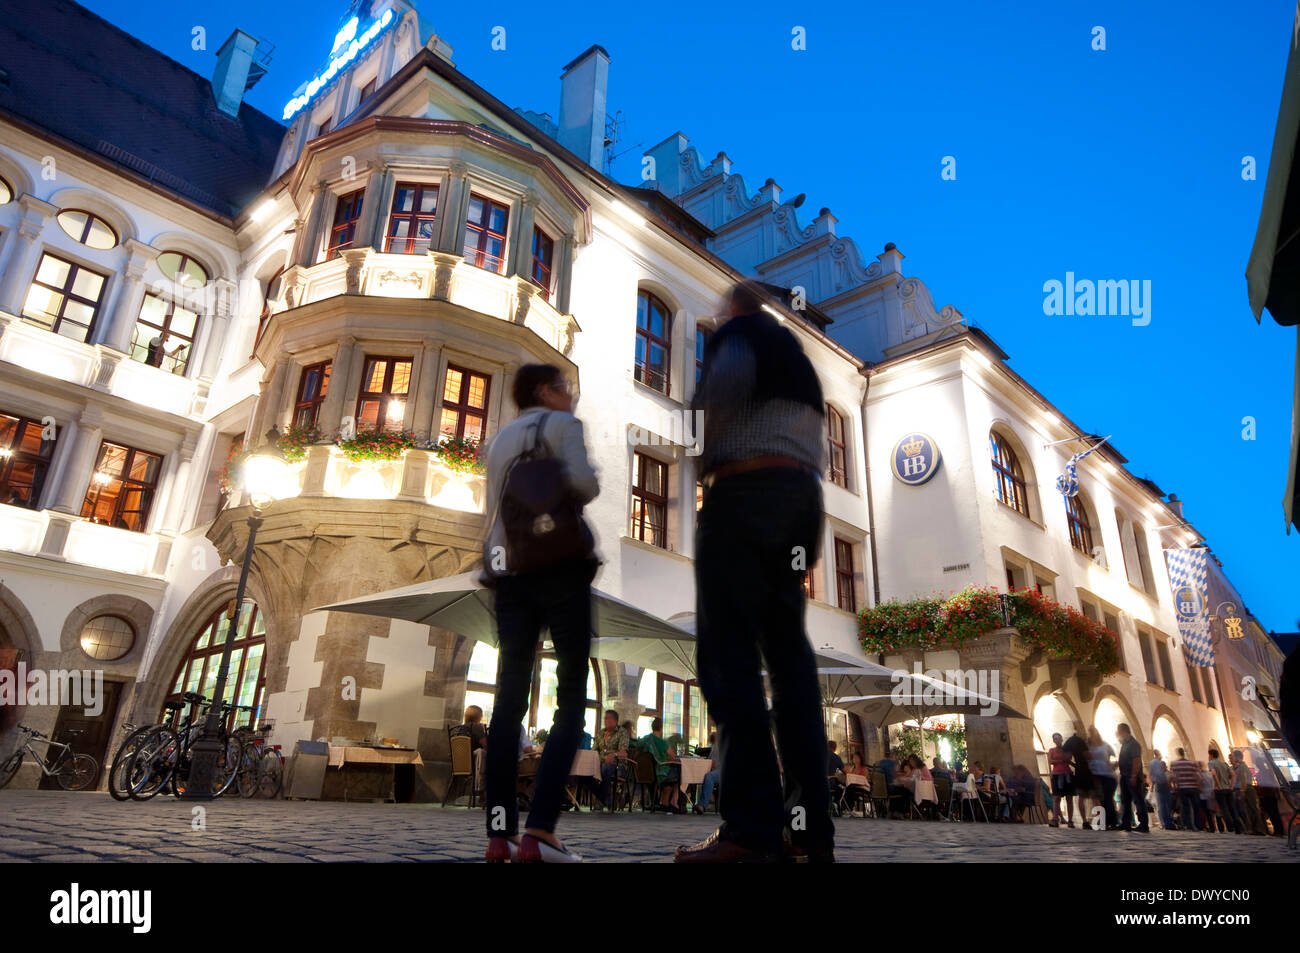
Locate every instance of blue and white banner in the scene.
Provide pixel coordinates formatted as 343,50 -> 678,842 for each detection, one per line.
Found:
1164,548 -> 1212,667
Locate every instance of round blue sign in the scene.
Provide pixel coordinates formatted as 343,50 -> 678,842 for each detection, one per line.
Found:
1173,585 -> 1204,621
891,432 -> 941,486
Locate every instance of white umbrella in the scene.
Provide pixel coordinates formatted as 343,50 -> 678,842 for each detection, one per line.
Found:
842,688 -> 1029,760
317,571 -> 698,678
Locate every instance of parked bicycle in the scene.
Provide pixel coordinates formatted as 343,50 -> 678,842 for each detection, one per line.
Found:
234,721 -> 284,798
107,718 -> 147,801
0,724 -> 98,790
124,694 -> 245,800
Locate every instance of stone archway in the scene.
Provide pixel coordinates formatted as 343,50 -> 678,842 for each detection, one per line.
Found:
0,584 -> 40,735
1089,687 -> 1147,751
1151,705 -> 1193,761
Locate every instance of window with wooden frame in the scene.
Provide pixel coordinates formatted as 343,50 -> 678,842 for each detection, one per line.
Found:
1103,611 -> 1125,672
165,601 -> 268,732
990,430 -> 1029,517
634,289 -> 672,394
1156,637 -> 1176,690
801,566 -> 816,600
80,441 -> 162,532
131,293 -> 198,376
1137,627 -> 1159,685
22,252 -> 108,342
325,188 -> 365,260
827,404 -> 848,488
530,226 -> 554,300
355,356 -> 412,431
438,364 -> 490,443
1066,492 -> 1094,555
292,362 -> 331,430
316,115 -> 333,137
0,412 -> 57,510
358,77 -> 377,105
1201,668 -> 1216,708
833,537 -> 856,611
630,452 -> 668,548
695,325 -> 711,384
56,209 -> 117,249
385,182 -> 439,255
636,669 -> 708,748
462,193 -> 509,273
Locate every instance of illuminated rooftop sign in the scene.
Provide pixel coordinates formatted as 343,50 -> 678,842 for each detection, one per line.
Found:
282,7 -> 395,121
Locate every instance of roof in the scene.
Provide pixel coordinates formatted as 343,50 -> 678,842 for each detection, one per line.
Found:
0,0 -> 284,217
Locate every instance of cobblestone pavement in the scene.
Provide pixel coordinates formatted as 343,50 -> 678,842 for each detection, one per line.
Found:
1,790 -> 1296,863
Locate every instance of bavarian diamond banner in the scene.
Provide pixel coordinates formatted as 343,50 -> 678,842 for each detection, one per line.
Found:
1164,548 -> 1213,667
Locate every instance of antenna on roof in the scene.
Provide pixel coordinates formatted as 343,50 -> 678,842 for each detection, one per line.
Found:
603,110 -> 639,174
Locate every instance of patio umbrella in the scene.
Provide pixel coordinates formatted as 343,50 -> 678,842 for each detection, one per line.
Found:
317,571 -> 699,679
841,687 -> 1029,759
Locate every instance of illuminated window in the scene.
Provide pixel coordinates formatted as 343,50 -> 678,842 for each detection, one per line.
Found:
385,183 -> 439,255
827,404 -> 847,488
438,364 -> 490,443
79,616 -> 134,661
22,253 -> 107,342
80,441 -> 162,532
634,290 -> 671,393
0,413 -> 57,509
463,194 -> 509,273
56,209 -> 117,249
530,227 -> 554,300
0,177 -> 12,204
292,362 -> 331,429
326,189 -> 365,260
630,452 -> 668,548
166,601 -> 267,732
635,669 -> 706,750
156,251 -> 208,287
131,293 -> 198,375
991,430 -> 1029,517
464,641 -> 600,736
355,356 -> 411,431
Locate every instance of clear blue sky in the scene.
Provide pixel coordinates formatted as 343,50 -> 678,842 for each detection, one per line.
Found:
81,0 -> 1300,631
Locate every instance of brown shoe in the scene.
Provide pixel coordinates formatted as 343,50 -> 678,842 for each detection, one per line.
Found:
784,843 -> 836,863
673,829 -> 780,863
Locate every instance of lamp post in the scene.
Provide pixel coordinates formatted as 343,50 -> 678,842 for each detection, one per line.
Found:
181,431 -> 290,799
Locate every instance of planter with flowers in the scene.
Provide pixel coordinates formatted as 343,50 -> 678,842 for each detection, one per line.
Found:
425,435 -> 486,512
857,585 -> 1122,677
217,425 -> 318,499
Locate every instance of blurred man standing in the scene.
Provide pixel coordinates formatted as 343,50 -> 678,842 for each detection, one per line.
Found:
675,281 -> 833,863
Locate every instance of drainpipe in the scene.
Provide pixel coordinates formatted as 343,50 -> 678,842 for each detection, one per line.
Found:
860,365 -> 882,608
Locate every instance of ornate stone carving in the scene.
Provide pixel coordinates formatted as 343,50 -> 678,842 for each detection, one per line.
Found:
773,203 -> 817,252
897,276 -> 965,339
828,238 -> 883,292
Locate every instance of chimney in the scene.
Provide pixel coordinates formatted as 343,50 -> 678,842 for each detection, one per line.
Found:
558,45 -> 611,168
213,30 -> 259,117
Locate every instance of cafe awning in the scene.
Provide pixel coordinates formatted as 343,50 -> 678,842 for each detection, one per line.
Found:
1246,20 -> 1300,531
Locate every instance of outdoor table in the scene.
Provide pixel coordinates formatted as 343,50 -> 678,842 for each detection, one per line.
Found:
324,744 -> 423,802
898,775 -> 937,805
570,749 -> 601,780
677,757 -> 712,788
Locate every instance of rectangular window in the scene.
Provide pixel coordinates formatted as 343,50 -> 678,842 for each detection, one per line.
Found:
316,115 -> 333,137
22,253 -> 108,342
358,77 -> 377,104
438,364 -> 490,443
0,413 -> 57,509
827,405 -> 848,488
326,189 -> 365,260
630,452 -> 668,549
802,566 -> 816,600
834,538 -> 856,611
463,194 -> 509,273
293,362 -> 331,430
385,182 -> 439,255
131,293 -> 198,376
1137,628 -> 1159,684
695,326 -> 711,384
80,441 -> 162,532
1156,638 -> 1176,690
530,227 -> 554,300
355,356 -> 412,431
1186,661 -> 1204,703
1103,612 -> 1125,672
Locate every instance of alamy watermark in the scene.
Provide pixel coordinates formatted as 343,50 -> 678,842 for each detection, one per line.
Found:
1042,272 -> 1151,326
890,663 -> 1001,716
0,664 -> 105,716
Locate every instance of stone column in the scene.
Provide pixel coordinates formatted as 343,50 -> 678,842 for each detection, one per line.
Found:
410,341 -> 442,443
101,238 -> 157,352
554,231 -> 577,315
428,250 -> 460,302
317,336 -> 359,435
158,437 -> 197,535
509,190 -> 538,280
49,406 -> 104,515
294,181 -> 333,268
197,278 -> 237,382
339,247 -> 370,295
358,163 -> 394,251
435,161 -> 470,255
957,628 -> 1037,774
0,196 -> 56,316
251,359 -> 293,440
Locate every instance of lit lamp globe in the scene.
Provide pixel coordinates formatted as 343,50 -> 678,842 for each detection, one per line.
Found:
241,447 -> 290,510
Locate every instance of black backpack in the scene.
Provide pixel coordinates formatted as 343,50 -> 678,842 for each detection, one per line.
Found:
494,412 -> 594,576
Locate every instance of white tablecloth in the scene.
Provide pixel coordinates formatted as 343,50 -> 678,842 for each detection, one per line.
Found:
899,775 -> 937,804
678,757 -> 713,787
570,748 -> 601,780
844,772 -> 871,789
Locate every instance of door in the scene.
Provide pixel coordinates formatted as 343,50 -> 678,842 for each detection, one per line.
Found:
38,679 -> 123,789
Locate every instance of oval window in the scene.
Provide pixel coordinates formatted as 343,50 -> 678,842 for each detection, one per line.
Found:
57,209 -> 118,250
157,251 -> 209,286
79,615 -> 135,661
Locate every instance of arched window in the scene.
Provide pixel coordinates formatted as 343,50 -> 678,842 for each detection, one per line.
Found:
165,600 -> 267,731
129,251 -> 209,376
56,209 -> 118,249
79,616 -> 135,661
0,177 -> 13,205
827,404 -> 848,488
1065,492 -> 1093,555
463,642 -> 603,739
990,429 -> 1029,517
635,290 -> 672,394
156,251 -> 209,287
635,668 -> 709,749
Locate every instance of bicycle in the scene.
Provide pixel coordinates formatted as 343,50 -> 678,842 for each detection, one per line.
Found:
234,720 -> 284,799
107,718 -> 149,801
125,695 -> 243,799
0,724 -> 98,790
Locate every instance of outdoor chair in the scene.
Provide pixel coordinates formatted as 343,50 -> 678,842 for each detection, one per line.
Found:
933,776 -> 953,820
611,755 -> 636,812
443,731 -> 477,808
632,751 -> 658,810
958,779 -> 989,822
869,771 -> 892,819
1024,780 -> 1049,824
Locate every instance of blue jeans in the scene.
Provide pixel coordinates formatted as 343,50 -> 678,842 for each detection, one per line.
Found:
699,768 -> 720,811
1177,790 -> 1203,830
1155,782 -> 1175,830
484,561 -> 593,838
696,468 -> 832,854
1118,775 -> 1148,829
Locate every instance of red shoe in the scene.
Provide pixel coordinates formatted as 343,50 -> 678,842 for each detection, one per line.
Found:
485,837 -> 517,863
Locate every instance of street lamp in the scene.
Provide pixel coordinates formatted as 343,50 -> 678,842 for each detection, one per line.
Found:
182,430 -> 289,798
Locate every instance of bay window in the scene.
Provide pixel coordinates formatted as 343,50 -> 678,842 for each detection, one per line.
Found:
463,194 -> 509,273
438,364 -> 489,443
326,188 -> 365,260
355,356 -> 411,431
385,182 -> 439,255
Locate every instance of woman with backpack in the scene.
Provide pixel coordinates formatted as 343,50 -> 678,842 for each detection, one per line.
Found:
480,364 -> 599,863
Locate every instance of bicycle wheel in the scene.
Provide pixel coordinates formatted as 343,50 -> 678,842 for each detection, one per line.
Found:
57,753 -> 98,791
0,751 -> 22,790
214,736 -> 243,797
128,727 -> 180,800
258,748 -> 284,798
173,734 -> 242,798
237,743 -> 260,798
108,727 -> 153,801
